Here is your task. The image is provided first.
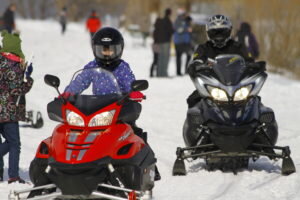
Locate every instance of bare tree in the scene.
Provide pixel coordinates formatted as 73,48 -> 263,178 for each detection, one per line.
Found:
39,0 -> 56,19
218,0 -> 300,77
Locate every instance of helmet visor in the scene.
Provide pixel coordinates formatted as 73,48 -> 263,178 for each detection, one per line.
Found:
94,44 -> 123,61
207,28 -> 231,41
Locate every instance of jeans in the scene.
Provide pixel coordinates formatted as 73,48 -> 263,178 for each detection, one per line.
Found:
0,136 -> 3,169
175,43 -> 192,75
157,43 -> 170,77
0,122 -> 21,178
150,52 -> 159,77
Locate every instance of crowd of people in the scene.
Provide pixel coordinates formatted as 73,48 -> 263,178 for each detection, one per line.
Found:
149,8 -> 260,78
150,8 -> 194,78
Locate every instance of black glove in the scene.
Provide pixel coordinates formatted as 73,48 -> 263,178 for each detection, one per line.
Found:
246,61 -> 266,71
187,59 -> 210,78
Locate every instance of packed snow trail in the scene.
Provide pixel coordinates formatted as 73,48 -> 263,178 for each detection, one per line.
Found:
0,20 -> 299,200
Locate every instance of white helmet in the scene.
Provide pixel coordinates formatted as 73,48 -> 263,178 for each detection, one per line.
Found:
206,14 -> 232,48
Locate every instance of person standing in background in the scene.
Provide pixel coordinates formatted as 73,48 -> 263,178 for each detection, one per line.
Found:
59,7 -> 67,35
0,30 -> 34,183
86,10 -> 102,38
155,8 -> 173,77
149,19 -> 160,77
3,3 -> 17,34
235,22 -> 260,59
173,10 -> 193,76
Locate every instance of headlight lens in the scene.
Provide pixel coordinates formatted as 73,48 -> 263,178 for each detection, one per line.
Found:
66,110 -> 84,126
234,85 -> 252,101
207,86 -> 228,101
88,110 -> 115,127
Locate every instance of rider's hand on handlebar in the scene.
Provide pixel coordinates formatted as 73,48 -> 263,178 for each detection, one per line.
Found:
247,61 -> 266,70
58,92 -> 73,99
188,59 -> 211,77
129,91 -> 145,102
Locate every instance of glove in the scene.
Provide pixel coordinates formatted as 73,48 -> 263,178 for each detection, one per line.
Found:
246,61 -> 266,73
187,59 -> 208,77
25,63 -> 33,78
58,92 -> 73,99
129,91 -> 145,102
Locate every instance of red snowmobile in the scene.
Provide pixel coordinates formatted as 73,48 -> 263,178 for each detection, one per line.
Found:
11,68 -> 156,200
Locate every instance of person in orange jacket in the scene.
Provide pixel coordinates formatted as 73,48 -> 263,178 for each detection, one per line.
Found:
86,10 -> 102,38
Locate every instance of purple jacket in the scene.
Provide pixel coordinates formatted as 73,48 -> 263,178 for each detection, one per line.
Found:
65,60 -> 135,95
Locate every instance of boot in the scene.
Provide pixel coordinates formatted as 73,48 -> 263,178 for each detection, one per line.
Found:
0,168 -> 3,182
8,177 -> 25,184
154,165 -> 161,181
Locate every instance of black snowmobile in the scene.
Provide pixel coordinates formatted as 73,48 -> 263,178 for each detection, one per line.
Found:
173,54 -> 296,175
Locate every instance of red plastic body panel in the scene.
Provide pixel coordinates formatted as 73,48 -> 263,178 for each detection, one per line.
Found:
35,101 -> 145,164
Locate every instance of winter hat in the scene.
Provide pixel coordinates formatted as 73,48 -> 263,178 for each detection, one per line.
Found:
0,30 -> 25,59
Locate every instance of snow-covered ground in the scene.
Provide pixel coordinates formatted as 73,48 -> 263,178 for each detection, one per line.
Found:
1,20 -> 300,200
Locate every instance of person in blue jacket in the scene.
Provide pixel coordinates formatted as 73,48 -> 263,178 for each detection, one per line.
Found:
173,10 -> 193,76
63,27 -> 161,180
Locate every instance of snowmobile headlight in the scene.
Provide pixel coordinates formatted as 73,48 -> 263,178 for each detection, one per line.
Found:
207,86 -> 228,101
234,85 -> 252,101
66,110 -> 84,127
88,110 -> 115,127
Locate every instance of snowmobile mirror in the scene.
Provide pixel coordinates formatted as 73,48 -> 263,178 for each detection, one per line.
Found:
131,80 -> 148,91
44,74 -> 60,88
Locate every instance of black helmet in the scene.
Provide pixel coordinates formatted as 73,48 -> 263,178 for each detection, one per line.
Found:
92,27 -> 124,66
206,14 -> 232,48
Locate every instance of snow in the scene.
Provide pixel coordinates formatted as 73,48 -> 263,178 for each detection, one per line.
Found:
1,19 -> 300,200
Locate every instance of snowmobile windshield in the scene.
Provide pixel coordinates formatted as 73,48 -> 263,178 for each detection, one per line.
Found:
212,55 -> 246,86
68,67 -> 122,96
64,67 -> 123,114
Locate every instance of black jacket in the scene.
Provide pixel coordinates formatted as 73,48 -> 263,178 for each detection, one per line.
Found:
153,17 -> 173,44
192,39 -> 253,63
3,8 -> 15,29
188,39 -> 254,77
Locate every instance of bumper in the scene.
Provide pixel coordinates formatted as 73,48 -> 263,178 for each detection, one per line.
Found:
47,145 -> 156,195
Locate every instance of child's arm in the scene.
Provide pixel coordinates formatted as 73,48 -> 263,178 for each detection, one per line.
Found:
64,68 -> 92,94
116,62 -> 136,93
